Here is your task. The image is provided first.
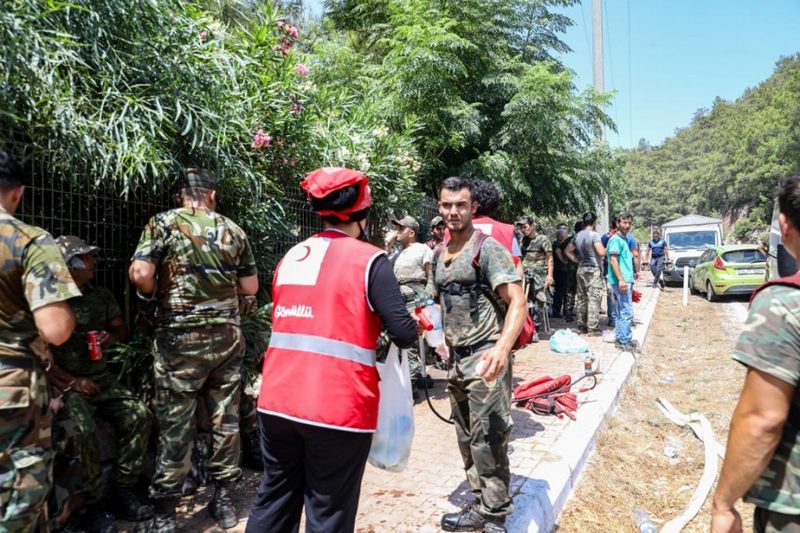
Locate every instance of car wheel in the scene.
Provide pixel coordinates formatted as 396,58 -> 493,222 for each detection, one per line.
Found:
706,281 -> 720,302
689,275 -> 699,295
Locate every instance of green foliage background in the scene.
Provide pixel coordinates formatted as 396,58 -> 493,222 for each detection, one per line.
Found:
622,54 -> 800,240
1,0 -> 622,231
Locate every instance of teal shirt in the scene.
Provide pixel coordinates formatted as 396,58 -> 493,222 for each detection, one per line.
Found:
607,234 -> 634,284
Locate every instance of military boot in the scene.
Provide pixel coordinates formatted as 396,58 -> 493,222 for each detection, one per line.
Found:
109,486 -> 154,522
208,481 -> 238,529
441,503 -> 485,532
135,497 -> 177,533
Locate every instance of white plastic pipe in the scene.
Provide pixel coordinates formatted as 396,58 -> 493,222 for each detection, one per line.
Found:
683,266 -> 689,306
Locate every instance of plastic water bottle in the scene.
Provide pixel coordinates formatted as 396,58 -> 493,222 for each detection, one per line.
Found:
632,508 -> 658,533
423,299 -> 444,347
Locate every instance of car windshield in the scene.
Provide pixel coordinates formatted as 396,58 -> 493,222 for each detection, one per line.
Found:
722,249 -> 767,264
666,230 -> 717,249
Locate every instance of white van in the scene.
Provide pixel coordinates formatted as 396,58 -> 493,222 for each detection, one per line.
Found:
661,215 -> 724,284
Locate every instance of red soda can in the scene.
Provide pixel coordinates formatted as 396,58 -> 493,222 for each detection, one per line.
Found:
87,331 -> 102,361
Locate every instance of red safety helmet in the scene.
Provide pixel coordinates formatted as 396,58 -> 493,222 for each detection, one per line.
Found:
301,167 -> 373,220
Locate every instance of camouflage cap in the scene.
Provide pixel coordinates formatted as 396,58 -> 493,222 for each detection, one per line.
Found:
391,215 -> 420,233
55,235 -> 100,261
430,215 -> 445,229
181,167 -> 216,189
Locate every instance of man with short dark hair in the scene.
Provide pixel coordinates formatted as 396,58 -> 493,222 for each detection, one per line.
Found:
712,175 -> 800,533
567,212 -> 606,335
130,168 -> 259,531
647,229 -> 668,289
607,214 -> 638,352
433,177 -> 526,533
0,149 -> 81,532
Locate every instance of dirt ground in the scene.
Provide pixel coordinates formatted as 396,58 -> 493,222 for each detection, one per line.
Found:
557,287 -> 754,532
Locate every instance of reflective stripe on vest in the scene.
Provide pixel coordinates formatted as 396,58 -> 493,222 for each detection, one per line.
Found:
268,332 -> 376,367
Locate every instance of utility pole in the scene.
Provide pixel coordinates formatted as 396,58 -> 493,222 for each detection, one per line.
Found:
593,0 -> 609,233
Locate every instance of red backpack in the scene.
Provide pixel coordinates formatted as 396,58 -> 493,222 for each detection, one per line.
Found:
433,231 -> 535,350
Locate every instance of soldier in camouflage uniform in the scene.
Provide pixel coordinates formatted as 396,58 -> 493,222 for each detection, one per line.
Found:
516,216 -> 553,328
712,175 -> 800,533
129,168 -> 258,532
0,150 -> 81,532
49,236 -> 153,531
386,216 -> 433,391
433,177 -> 526,533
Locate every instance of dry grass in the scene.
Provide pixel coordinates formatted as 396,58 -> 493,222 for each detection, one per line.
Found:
557,289 -> 753,532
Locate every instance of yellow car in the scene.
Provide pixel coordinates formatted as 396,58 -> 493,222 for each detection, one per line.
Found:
688,244 -> 767,302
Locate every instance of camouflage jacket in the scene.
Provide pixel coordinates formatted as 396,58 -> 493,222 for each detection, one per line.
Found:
132,207 -> 257,329
0,207 -> 81,362
432,230 -> 520,348
733,284 -> 800,513
51,284 -> 121,377
521,233 -> 551,270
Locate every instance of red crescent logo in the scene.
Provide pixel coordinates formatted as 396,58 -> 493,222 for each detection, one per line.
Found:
296,245 -> 311,262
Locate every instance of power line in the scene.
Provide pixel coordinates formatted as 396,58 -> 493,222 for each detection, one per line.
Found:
602,0 -> 619,144
627,0 -> 633,146
579,2 -> 592,74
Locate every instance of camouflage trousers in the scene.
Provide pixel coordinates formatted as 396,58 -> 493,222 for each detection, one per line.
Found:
0,360 -> 51,533
447,346 -> 513,517
575,266 -> 604,331
150,324 -> 244,499
524,265 -> 548,304
402,291 -> 424,381
56,374 -> 152,504
565,264 -> 578,317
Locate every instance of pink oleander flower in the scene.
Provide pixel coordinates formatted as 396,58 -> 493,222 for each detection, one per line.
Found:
285,24 -> 299,39
276,21 -> 285,29
294,63 -> 309,77
251,129 -> 271,150
199,30 -> 208,41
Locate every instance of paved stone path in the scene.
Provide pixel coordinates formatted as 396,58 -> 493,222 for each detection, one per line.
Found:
163,277 -> 661,532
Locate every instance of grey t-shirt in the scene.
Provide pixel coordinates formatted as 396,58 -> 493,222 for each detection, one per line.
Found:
575,228 -> 602,268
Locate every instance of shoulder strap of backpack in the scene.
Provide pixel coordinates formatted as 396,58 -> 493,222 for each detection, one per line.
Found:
471,231 -> 508,329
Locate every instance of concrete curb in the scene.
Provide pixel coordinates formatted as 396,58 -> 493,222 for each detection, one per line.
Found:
507,287 -> 662,533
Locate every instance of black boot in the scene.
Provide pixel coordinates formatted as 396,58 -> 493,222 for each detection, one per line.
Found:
81,505 -> 118,533
208,481 -> 238,529
109,486 -> 154,522
441,503 -> 485,532
135,497 -> 177,533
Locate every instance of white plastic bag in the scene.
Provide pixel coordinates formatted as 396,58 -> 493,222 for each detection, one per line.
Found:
368,344 -> 415,472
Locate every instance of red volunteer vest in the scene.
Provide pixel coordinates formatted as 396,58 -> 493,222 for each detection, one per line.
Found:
472,216 -> 520,266
258,229 -> 385,432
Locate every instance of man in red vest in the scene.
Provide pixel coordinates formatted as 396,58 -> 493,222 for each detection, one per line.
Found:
712,175 -> 800,533
470,179 -> 523,269
247,167 -> 417,533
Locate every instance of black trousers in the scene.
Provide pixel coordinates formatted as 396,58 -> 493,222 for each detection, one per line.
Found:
552,270 -> 568,316
245,413 -> 373,533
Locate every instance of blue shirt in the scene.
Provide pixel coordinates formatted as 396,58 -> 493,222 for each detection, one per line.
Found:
607,234 -> 634,284
649,238 -> 666,257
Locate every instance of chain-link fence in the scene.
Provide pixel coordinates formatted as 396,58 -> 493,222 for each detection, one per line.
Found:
18,168 -> 440,322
